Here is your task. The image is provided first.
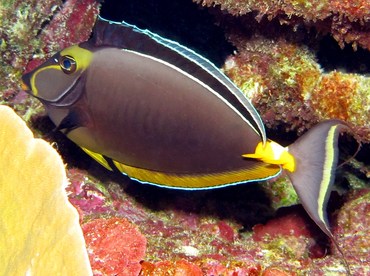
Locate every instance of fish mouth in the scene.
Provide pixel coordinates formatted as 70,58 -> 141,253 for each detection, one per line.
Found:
21,80 -> 30,91
21,72 -> 33,93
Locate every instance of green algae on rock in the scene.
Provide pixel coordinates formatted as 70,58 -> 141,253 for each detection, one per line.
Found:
332,189 -> 370,274
261,177 -> 300,210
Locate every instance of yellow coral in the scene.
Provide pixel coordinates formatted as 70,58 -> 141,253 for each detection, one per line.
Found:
0,105 -> 92,275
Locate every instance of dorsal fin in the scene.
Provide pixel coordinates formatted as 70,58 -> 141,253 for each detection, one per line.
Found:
87,16 -> 266,144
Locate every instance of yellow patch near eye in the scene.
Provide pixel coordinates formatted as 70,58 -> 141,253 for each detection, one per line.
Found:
243,141 -> 296,172
60,45 -> 93,72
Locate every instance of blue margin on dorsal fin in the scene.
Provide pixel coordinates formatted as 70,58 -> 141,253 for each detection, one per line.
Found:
94,16 -> 267,145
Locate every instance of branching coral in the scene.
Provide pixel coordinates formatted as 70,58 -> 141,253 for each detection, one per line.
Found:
0,105 -> 91,275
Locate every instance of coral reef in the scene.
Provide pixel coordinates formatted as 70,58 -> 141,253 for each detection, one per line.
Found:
0,105 -> 91,275
65,167 -> 369,274
1,0 -> 369,274
195,0 -> 370,51
223,34 -> 370,141
334,189 -> 370,268
309,72 -> 370,127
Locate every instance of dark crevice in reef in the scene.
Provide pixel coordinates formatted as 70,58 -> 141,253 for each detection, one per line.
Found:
317,35 -> 370,74
99,0 -> 235,67
100,0 -> 370,75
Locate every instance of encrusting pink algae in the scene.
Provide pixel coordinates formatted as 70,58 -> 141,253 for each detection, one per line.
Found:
0,0 -> 369,275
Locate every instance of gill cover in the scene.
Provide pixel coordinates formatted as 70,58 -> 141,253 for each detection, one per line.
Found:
22,45 -> 93,105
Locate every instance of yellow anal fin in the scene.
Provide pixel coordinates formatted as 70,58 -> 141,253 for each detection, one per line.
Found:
112,160 -> 281,190
81,147 -> 113,171
80,147 -> 282,189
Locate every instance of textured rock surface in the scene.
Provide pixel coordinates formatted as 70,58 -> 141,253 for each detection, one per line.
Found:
195,0 -> 370,50
83,217 -> 147,275
223,34 -> 370,141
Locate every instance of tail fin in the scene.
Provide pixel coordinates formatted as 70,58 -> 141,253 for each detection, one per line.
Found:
287,120 -> 351,273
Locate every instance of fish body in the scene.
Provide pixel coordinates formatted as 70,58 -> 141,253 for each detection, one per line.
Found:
32,44 -> 281,188
71,48 -> 263,175
22,17 -> 350,270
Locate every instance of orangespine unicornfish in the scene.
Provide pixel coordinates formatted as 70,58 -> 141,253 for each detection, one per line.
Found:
22,16 -> 351,272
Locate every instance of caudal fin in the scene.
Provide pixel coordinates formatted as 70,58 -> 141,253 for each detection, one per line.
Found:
287,120 -> 351,273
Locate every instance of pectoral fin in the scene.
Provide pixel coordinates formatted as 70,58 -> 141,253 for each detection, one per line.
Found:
54,109 -> 84,135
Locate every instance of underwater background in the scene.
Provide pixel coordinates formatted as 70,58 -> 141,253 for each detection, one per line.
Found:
1,0 -> 369,274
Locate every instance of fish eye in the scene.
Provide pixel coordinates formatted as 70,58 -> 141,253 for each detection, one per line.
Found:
59,55 -> 77,74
